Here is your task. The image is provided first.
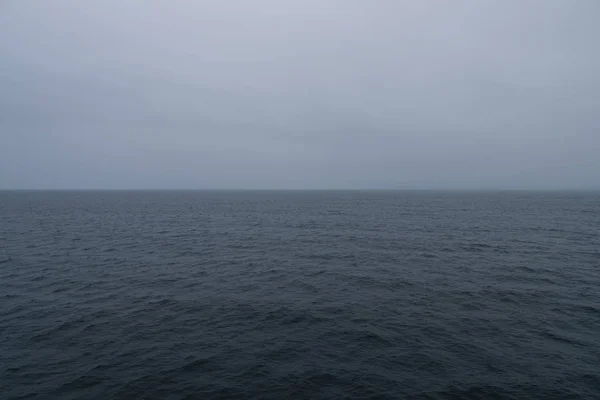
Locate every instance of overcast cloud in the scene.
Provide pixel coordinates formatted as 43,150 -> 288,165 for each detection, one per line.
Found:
1,0 -> 599,189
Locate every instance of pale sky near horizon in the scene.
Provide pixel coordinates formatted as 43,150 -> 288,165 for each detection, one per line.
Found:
1,0 -> 599,189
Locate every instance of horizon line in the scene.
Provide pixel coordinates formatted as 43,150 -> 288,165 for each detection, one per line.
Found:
1,188 -> 599,192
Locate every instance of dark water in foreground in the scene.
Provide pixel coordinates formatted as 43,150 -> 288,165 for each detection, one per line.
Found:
1,191 -> 600,399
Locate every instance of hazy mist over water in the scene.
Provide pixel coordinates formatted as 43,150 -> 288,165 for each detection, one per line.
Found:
1,0 -> 600,190
2,2 -> 600,399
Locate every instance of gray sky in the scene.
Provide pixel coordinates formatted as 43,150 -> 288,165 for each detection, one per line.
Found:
1,0 -> 599,189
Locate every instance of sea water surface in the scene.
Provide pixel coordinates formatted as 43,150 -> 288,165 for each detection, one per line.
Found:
1,190 -> 599,399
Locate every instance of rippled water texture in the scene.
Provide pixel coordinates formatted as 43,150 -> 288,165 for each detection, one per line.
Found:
1,191 -> 600,399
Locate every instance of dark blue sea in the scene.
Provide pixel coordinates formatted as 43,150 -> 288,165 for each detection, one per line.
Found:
1,190 -> 599,399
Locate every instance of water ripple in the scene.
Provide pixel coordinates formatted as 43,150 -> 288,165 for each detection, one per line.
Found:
1,190 -> 600,399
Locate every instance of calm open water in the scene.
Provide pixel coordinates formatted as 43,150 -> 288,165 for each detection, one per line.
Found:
1,190 -> 599,399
